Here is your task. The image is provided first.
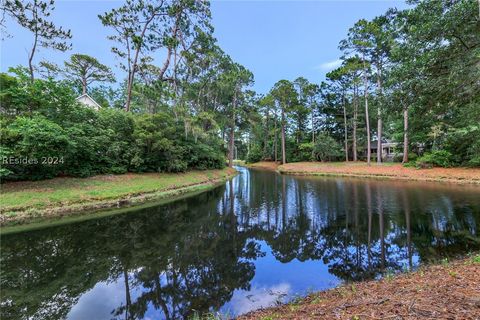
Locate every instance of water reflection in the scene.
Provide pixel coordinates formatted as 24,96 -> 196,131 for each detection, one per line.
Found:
1,166 -> 479,319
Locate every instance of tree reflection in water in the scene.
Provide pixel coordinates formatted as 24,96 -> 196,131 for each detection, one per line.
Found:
1,167 -> 479,319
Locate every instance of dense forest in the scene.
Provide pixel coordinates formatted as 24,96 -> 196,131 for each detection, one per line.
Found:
0,0 -> 478,182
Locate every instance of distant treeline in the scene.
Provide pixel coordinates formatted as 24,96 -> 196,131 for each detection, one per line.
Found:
245,0 -> 479,168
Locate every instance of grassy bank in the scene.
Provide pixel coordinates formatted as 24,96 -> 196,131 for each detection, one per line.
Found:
271,162 -> 480,185
0,167 -> 236,226
239,254 -> 480,320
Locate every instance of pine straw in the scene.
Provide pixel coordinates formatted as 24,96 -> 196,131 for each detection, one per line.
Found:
278,162 -> 480,185
238,256 -> 480,320
247,161 -> 281,171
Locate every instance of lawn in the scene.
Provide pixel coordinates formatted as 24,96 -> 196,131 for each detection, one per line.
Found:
0,168 -> 236,223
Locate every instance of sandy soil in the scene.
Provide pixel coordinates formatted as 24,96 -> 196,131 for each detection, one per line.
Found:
247,161 -> 281,171
277,162 -> 480,185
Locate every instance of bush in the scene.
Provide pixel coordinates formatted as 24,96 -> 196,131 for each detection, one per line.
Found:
415,150 -> 453,168
394,152 -> 417,163
246,144 -> 263,163
0,72 -> 226,181
313,134 -> 343,162
186,142 -> 225,169
298,142 -> 314,161
1,116 -> 72,180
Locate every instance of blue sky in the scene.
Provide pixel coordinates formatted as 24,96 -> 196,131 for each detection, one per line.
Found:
1,0 -> 406,94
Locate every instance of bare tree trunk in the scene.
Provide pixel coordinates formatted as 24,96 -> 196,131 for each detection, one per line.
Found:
228,90 -> 237,168
124,14 -> 157,112
281,106 -> 286,164
29,26 -> 38,82
82,77 -> 87,95
263,108 -> 269,158
377,111 -> 382,163
363,58 -> 371,166
311,112 -> 315,143
343,91 -> 348,162
376,67 -> 383,163
228,126 -> 234,167
274,111 -> 278,163
125,69 -> 135,112
402,105 -> 409,163
353,85 -> 358,161
157,10 -> 180,81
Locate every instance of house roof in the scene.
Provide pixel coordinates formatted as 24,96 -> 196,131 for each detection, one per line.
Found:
75,93 -> 101,109
370,139 -> 399,149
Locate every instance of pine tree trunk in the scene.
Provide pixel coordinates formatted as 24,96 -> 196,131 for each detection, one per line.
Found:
263,109 -> 269,158
228,90 -> 237,168
376,118 -> 382,163
363,58 -> 371,166
281,107 -> 286,164
274,111 -> 278,163
353,85 -> 358,161
376,67 -> 383,163
311,111 -> 315,143
125,70 -> 134,112
343,91 -> 348,162
82,77 -> 87,95
29,29 -> 39,82
402,105 -> 409,163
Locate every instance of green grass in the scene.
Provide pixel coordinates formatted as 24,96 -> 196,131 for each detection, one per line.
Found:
232,159 -> 246,166
1,168 -> 235,213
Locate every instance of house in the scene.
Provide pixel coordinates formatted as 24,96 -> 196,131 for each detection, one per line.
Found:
369,139 -> 400,161
76,93 -> 101,110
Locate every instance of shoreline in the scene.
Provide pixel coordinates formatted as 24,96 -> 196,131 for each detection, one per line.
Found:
0,167 -> 237,228
238,254 -> 480,320
248,161 -> 480,185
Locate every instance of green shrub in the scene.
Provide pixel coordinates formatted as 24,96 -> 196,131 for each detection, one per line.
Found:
415,150 -> 453,168
468,155 -> 480,167
313,134 -> 343,162
395,152 -> 417,163
1,116 -> 72,180
246,144 -> 263,163
0,72 -> 226,181
186,141 -> 225,169
298,142 -> 314,161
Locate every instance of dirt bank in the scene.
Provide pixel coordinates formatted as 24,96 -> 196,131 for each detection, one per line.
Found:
277,162 -> 480,185
239,254 -> 480,320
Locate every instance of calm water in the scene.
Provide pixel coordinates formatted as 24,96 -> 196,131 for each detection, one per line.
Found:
1,166 -> 480,320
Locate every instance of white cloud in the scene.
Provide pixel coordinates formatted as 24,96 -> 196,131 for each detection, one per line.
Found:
315,59 -> 342,71
226,282 -> 291,315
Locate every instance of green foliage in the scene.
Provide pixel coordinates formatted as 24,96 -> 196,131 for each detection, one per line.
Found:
64,53 -> 115,94
297,142 -> 314,161
1,116 -> 72,180
415,150 -> 453,168
0,74 -> 225,181
2,0 -> 72,79
246,144 -> 263,163
313,134 -> 343,162
472,255 -> 480,264
186,142 -> 225,170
